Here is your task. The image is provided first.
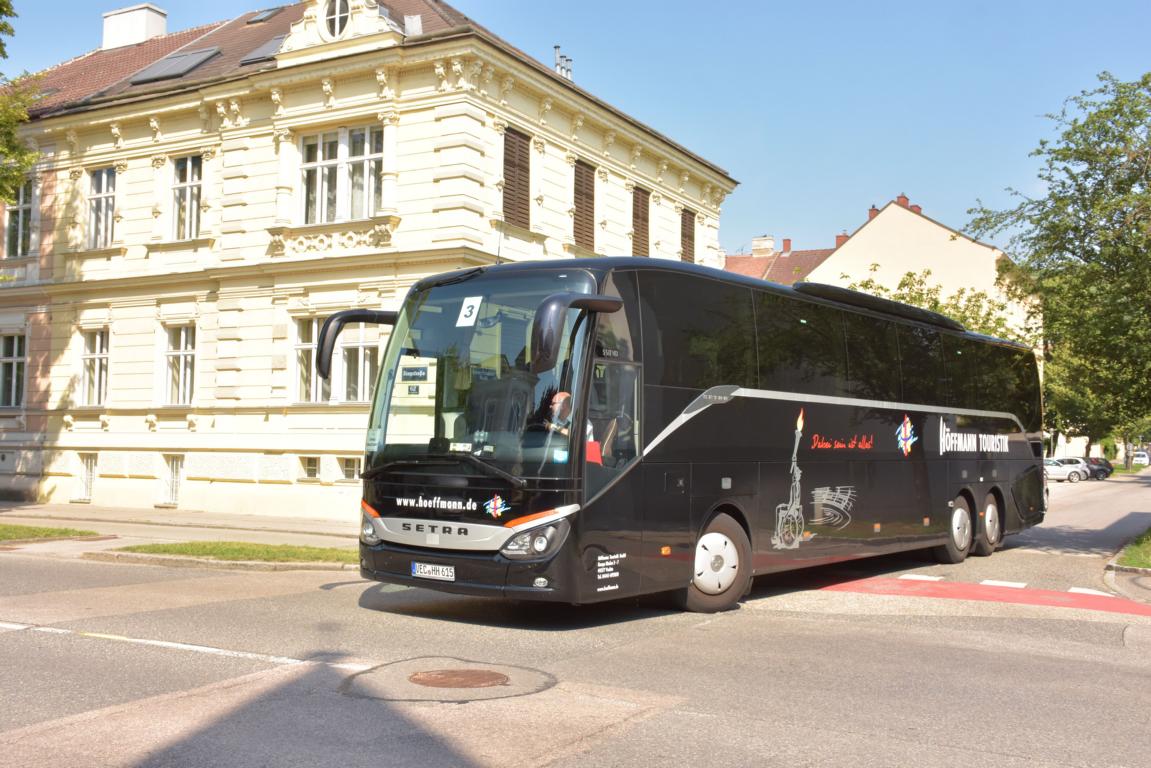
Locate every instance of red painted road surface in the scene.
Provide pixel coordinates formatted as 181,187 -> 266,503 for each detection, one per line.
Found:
822,577 -> 1151,617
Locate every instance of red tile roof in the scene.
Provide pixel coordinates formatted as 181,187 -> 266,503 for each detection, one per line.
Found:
33,21 -> 227,117
763,248 -> 835,285
724,248 -> 836,285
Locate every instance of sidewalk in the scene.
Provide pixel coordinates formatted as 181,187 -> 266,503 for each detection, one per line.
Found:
0,501 -> 358,564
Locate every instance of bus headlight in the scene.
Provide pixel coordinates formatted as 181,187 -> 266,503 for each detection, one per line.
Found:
361,516 -> 382,546
500,519 -> 569,560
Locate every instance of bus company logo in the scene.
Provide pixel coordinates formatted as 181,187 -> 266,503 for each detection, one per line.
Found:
896,415 -> 918,457
483,494 -> 510,519
938,417 -> 1010,455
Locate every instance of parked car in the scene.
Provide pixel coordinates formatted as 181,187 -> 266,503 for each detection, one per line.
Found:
1044,458 -> 1084,483
1056,457 -> 1094,481
1134,451 -> 1150,466
1085,457 -> 1113,479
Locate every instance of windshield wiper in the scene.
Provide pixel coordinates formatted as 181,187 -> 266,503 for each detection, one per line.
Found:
362,452 -> 526,488
424,267 -> 484,289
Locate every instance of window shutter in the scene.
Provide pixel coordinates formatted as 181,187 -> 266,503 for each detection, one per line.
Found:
632,186 -> 650,257
503,128 -> 531,230
573,160 -> 595,251
680,207 -> 696,262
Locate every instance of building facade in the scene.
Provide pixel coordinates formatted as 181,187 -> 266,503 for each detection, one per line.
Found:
2,0 -> 736,518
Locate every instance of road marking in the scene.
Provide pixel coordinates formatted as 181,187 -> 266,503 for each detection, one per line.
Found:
1068,587 -> 1114,597
0,619 -> 376,670
822,577 -> 1151,617
898,574 -> 944,582
979,579 -> 1027,588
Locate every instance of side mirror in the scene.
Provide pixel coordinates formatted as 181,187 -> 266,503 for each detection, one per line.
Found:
317,309 -> 398,379
530,292 -> 623,374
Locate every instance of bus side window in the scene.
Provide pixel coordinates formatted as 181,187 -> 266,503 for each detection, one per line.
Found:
897,325 -> 944,405
757,293 -> 847,397
595,271 -> 641,362
638,272 -> 756,390
842,312 -> 901,402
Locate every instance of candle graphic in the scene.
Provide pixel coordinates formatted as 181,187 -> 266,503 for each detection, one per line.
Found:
772,408 -> 807,549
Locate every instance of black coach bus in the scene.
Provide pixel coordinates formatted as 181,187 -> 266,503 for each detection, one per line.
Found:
317,258 -> 1045,612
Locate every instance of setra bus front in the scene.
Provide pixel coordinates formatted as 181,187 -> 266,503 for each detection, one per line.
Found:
317,264 -> 620,603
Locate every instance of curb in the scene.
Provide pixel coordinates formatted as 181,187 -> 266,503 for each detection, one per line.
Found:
0,512 -> 350,540
82,551 -> 358,572
1,535 -> 117,545
1104,561 -> 1151,576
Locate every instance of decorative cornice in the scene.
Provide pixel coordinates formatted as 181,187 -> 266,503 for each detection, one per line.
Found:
538,97 -> 553,126
532,137 -> 546,154
499,75 -> 514,106
110,123 -> 122,150
493,118 -> 508,135
571,112 -> 585,141
270,88 -> 283,117
603,130 -> 615,157
321,78 -> 334,109
69,168 -> 84,181
630,144 -> 642,169
267,215 -> 401,257
377,110 -> 399,126
114,159 -> 129,174
150,154 -> 168,169
149,116 -> 161,142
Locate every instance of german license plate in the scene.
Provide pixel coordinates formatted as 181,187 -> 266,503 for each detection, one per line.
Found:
411,562 -> 455,582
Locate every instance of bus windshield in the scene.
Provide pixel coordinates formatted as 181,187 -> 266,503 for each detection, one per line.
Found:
364,268 -> 596,482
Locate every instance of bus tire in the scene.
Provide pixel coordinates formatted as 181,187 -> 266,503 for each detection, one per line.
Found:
678,513 -> 752,613
934,495 -> 973,564
972,492 -> 1002,557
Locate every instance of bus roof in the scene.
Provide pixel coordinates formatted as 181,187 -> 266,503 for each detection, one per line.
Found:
413,257 -> 1030,352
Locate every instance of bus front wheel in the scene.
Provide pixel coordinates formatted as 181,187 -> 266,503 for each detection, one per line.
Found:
934,496 -> 973,564
972,492 -> 1002,557
678,513 -> 752,613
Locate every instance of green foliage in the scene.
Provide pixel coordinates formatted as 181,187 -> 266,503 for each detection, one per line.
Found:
843,264 -> 1032,344
116,541 -> 359,564
969,72 -> 1151,443
0,1 -> 40,202
0,523 -> 98,541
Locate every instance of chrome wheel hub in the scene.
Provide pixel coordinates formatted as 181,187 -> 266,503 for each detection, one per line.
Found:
951,506 -> 972,551
984,502 -> 1000,544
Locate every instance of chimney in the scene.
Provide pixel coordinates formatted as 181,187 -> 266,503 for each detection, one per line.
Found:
835,232 -> 849,248
896,193 -> 910,208
782,238 -> 792,253
910,204 -> 922,214
102,4 -> 167,50
750,235 -> 775,256
868,205 -> 879,220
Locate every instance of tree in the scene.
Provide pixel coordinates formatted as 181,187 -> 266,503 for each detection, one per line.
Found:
843,264 -> 1034,344
968,72 -> 1151,460
0,1 -> 40,202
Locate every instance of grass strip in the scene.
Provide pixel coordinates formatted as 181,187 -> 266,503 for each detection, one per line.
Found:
1117,527 -> 1151,569
0,523 -> 100,541
115,541 -> 359,564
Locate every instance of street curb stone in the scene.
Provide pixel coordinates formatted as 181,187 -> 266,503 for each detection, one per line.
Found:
82,551 -> 356,572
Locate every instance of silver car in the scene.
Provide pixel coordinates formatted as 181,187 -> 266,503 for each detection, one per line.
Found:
1044,458 -> 1084,483
1056,457 -> 1096,480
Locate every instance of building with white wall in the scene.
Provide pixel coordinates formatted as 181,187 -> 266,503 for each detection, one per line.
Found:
0,0 -> 736,517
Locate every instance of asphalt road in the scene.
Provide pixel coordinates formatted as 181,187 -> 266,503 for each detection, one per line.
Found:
2,473 -> 1150,767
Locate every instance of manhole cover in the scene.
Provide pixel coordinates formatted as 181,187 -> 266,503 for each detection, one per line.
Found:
409,669 -> 509,689
341,656 -> 555,703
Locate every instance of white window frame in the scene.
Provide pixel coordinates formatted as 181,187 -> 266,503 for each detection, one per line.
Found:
0,333 -> 26,408
339,322 -> 380,403
323,0 -> 350,39
341,456 -> 361,480
77,452 -> 97,502
301,455 -> 320,480
299,125 -> 384,225
162,454 -> 183,506
294,317 -> 332,403
172,155 -> 202,241
5,179 -> 33,259
88,167 -> 116,250
82,328 -> 110,406
164,325 -> 196,406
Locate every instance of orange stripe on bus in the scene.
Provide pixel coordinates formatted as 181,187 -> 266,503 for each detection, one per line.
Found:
361,500 -> 380,518
504,510 -> 555,528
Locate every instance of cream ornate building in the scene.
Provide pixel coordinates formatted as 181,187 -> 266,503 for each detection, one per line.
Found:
2,1 -> 736,517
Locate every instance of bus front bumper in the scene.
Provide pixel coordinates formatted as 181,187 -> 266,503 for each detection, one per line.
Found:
359,542 -> 578,603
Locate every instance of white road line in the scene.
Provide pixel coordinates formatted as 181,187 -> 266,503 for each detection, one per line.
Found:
898,574 -> 944,582
979,580 -> 1028,589
1068,587 -> 1115,598
2,620 -> 309,666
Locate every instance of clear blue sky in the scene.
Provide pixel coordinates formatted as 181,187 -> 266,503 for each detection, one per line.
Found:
8,0 -> 1151,255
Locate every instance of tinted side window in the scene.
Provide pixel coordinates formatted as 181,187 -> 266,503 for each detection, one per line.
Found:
942,334 -> 989,410
842,311 -> 901,402
639,272 -> 756,389
897,325 -> 944,404
988,344 -> 1041,431
757,293 -> 847,397
595,271 -> 641,362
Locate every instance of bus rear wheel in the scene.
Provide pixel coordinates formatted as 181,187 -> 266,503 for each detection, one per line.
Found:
677,513 -> 752,613
972,492 -> 1002,557
934,495 -> 973,564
